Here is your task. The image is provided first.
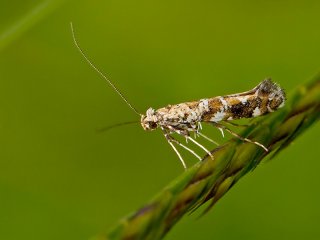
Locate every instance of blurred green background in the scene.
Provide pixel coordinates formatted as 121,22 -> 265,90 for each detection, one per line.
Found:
0,1 -> 320,239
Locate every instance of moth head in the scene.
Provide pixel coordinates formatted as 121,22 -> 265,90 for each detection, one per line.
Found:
141,108 -> 158,131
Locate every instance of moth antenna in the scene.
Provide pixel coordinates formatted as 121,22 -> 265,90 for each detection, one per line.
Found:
96,120 -> 139,133
70,22 -> 141,116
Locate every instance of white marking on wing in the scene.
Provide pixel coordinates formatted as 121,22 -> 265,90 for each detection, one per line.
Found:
199,99 -> 210,112
211,111 -> 226,122
219,97 -> 229,110
236,96 -> 248,104
252,107 -> 261,117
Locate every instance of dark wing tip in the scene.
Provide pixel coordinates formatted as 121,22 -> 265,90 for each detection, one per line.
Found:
257,78 -> 285,98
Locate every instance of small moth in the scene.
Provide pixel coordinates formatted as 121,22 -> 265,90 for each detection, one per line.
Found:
71,23 -> 286,169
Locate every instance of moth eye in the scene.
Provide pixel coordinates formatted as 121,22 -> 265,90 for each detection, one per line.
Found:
150,122 -> 157,128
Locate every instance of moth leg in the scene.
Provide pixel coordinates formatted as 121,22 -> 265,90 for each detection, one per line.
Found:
197,132 -> 219,146
197,122 -> 202,132
161,128 -> 187,168
218,127 -> 225,138
213,123 -> 269,152
168,126 -> 214,160
161,128 -> 202,168
194,122 -> 203,138
185,136 -> 214,160
168,140 -> 187,169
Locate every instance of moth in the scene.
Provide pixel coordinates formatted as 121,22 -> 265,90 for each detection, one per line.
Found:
71,23 -> 286,169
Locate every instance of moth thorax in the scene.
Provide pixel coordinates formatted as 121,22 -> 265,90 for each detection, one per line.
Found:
141,108 -> 158,131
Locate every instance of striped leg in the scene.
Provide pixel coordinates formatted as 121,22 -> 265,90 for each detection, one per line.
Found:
213,122 -> 268,152
167,126 -> 214,160
161,128 -> 202,169
186,136 -> 214,160
197,132 -> 219,146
